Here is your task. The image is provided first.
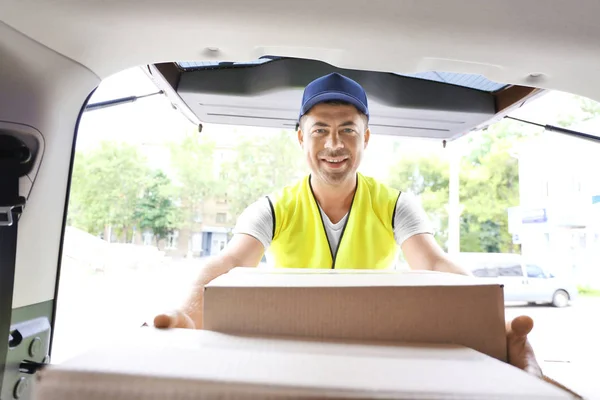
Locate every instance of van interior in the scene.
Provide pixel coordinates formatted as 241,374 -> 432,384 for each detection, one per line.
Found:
2,1 -> 600,398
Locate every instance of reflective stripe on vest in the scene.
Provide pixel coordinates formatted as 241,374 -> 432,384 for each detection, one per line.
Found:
268,172 -> 400,269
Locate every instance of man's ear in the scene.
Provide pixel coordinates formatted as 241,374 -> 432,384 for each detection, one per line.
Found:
364,127 -> 371,149
297,126 -> 304,148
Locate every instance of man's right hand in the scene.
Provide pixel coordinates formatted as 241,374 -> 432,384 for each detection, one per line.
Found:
153,310 -> 198,329
151,234 -> 266,330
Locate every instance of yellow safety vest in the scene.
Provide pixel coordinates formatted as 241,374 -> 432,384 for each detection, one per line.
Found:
268,173 -> 400,269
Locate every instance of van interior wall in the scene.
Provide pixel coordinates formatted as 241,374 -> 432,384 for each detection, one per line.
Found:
0,21 -> 100,309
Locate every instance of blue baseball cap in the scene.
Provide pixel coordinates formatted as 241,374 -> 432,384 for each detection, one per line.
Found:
299,73 -> 369,121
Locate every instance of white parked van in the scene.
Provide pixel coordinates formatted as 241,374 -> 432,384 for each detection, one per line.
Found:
455,253 -> 578,307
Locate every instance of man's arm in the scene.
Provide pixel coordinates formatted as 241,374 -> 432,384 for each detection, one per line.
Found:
394,192 -> 469,275
401,233 -> 471,275
154,198 -> 275,329
154,233 -> 265,329
401,232 -> 546,379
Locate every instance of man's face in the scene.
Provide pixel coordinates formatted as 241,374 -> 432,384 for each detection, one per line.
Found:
298,103 -> 370,186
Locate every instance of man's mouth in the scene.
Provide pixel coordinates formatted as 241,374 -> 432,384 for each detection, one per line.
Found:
320,157 -> 349,168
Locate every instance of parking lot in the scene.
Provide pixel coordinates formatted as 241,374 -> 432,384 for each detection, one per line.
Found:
505,298 -> 600,398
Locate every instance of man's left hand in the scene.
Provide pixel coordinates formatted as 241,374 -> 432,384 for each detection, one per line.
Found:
506,315 -> 543,377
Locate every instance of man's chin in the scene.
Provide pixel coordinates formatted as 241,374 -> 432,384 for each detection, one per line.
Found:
317,170 -> 354,186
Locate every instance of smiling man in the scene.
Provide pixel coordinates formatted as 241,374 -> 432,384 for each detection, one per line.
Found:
154,72 -> 542,377
236,73 -> 467,273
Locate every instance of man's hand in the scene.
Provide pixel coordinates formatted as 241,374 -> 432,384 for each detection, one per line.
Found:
153,310 -> 197,329
506,315 -> 543,377
150,234 -> 266,330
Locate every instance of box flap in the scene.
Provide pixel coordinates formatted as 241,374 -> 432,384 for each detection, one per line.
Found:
207,268 -> 498,288
33,328 -> 577,400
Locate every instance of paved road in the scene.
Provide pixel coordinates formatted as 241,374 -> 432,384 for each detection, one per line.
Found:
505,298 -> 600,398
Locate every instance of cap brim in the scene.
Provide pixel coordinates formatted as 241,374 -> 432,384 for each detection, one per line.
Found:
300,91 -> 369,120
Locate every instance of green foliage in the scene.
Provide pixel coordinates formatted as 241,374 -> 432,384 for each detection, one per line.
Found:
135,170 -> 181,246
222,130 -> 305,221
460,127 -> 521,253
387,156 -> 449,249
556,95 -> 600,127
578,285 -> 600,296
170,128 -> 224,227
69,141 -> 149,240
388,122 -> 524,253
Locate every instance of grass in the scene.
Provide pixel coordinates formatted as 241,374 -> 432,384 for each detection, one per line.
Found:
577,285 -> 600,297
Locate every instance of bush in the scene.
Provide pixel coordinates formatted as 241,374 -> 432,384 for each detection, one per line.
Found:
577,286 -> 600,297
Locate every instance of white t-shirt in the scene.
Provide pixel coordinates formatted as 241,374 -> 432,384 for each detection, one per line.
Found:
233,191 -> 434,258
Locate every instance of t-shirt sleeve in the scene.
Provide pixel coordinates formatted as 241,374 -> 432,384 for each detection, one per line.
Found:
232,197 -> 274,250
393,191 -> 435,246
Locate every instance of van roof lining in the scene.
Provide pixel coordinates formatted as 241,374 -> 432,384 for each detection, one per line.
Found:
149,57 -> 542,141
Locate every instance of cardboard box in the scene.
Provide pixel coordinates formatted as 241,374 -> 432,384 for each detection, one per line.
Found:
204,268 -> 508,361
33,328 -> 578,399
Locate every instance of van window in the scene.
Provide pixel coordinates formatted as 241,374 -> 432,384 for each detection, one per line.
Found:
497,265 -> 523,277
472,267 -> 498,277
526,264 -> 546,278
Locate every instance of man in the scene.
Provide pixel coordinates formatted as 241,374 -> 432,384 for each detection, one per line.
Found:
155,72 -> 542,377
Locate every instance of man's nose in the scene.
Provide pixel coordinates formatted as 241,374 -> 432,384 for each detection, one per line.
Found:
324,132 -> 344,149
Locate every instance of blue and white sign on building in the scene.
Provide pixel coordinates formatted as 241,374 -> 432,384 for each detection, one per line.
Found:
522,208 -> 548,224
512,233 -> 521,245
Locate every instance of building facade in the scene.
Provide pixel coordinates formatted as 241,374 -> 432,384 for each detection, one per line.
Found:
508,119 -> 600,287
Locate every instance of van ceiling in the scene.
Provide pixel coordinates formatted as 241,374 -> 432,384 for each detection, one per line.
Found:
148,57 -> 540,140
2,0 -> 600,102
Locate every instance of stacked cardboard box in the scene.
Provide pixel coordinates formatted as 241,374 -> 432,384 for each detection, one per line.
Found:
33,268 -> 581,399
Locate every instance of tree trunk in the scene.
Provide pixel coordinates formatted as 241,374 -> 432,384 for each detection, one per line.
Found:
104,225 -> 112,243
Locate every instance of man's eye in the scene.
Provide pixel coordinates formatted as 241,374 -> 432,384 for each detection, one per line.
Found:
314,129 -> 327,134
342,128 -> 356,134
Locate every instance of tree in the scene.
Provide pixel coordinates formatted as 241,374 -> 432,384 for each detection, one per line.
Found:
387,121 -> 525,254
387,156 -> 450,249
222,130 -> 305,221
555,95 -> 600,127
69,141 -> 149,241
458,121 -> 526,253
135,170 -> 181,247
170,128 -> 224,228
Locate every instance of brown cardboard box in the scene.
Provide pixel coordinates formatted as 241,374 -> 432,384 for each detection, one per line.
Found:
33,328 -> 578,399
204,268 -> 508,361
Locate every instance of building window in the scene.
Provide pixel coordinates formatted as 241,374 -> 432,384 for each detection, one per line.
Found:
217,193 -> 228,204
216,213 -> 227,223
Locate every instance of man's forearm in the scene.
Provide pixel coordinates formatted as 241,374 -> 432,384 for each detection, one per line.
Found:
181,255 -> 238,328
432,255 -> 472,276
